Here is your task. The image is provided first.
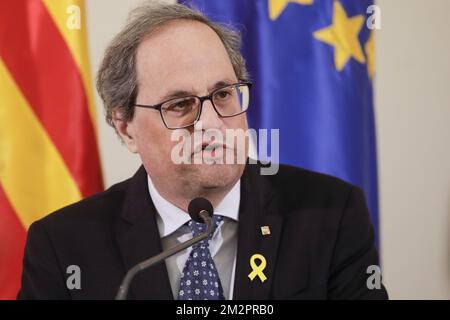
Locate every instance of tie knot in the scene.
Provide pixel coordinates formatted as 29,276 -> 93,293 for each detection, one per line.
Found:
188,215 -> 223,240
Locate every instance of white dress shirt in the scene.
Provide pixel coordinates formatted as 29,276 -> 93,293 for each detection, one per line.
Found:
147,175 -> 240,299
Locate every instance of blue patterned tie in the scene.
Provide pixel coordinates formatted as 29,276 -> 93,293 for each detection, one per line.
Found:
178,215 -> 225,300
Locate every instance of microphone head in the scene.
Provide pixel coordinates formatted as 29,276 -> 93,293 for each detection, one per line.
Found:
188,197 -> 214,223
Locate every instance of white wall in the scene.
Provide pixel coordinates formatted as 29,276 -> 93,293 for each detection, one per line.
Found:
87,0 -> 144,186
86,0 -> 450,299
376,0 -> 450,299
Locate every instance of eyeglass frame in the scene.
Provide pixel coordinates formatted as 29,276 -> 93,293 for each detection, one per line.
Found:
132,81 -> 252,130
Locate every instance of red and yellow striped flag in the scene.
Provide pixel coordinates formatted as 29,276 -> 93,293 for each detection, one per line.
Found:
0,0 -> 103,299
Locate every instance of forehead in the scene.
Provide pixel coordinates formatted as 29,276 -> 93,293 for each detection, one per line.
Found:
135,20 -> 237,97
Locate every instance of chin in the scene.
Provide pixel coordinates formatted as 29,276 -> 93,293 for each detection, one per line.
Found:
194,163 -> 244,189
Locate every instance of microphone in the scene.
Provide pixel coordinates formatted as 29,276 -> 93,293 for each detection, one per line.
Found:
115,197 -> 214,300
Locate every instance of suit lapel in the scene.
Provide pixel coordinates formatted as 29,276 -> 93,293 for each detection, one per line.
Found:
233,164 -> 284,299
113,166 -> 173,300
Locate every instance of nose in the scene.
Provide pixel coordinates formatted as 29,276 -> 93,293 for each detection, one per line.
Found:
197,99 -> 223,130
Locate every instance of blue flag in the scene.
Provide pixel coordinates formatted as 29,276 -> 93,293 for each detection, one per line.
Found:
181,0 -> 379,244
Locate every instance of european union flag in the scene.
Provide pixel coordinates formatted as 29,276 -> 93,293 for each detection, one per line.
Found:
181,0 -> 379,244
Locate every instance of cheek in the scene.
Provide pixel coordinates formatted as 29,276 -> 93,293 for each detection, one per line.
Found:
223,114 -> 248,130
133,112 -> 174,158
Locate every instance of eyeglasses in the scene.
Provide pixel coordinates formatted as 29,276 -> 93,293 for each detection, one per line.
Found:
133,82 -> 252,129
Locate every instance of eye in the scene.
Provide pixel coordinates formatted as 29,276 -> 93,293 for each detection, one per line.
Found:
214,88 -> 233,100
165,97 -> 196,112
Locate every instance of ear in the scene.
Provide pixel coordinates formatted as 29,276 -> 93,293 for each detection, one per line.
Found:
112,109 -> 138,153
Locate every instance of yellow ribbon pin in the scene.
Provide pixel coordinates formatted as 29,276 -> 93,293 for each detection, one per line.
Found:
248,254 -> 267,283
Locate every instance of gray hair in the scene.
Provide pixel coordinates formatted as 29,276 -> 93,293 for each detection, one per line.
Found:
96,1 -> 249,128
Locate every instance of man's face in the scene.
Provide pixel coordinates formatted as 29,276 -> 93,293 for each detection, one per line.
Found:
115,20 -> 247,200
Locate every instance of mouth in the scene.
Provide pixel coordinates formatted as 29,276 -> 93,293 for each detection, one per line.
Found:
192,141 -> 228,158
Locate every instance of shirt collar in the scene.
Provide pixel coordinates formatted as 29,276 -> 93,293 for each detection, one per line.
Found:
147,175 -> 240,238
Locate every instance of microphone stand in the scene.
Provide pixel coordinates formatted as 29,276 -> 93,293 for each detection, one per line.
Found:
115,210 -> 212,300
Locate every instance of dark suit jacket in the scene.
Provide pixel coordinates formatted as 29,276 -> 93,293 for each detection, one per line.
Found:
18,163 -> 388,299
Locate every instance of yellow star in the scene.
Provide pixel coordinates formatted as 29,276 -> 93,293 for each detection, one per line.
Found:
313,1 -> 366,71
269,0 -> 313,21
365,31 -> 375,79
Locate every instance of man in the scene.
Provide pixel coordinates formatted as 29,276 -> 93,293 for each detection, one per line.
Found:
18,2 -> 387,299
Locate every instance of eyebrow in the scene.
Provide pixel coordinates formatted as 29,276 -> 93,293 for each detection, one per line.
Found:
159,79 -> 237,101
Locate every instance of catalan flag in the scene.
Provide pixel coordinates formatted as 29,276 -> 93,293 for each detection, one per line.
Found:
0,0 -> 103,299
